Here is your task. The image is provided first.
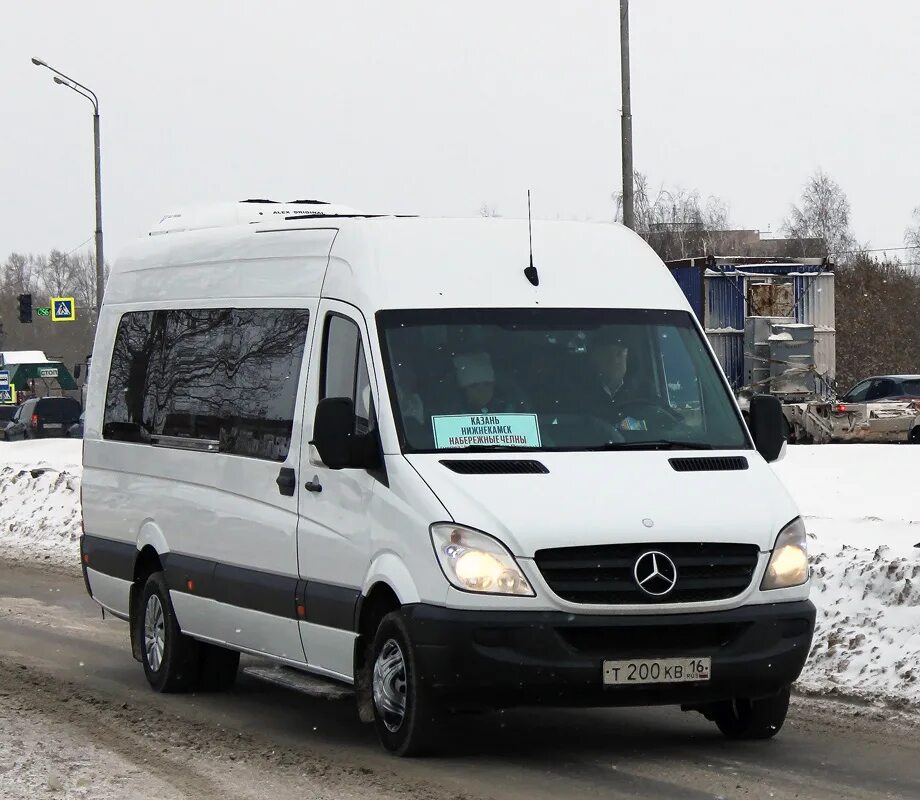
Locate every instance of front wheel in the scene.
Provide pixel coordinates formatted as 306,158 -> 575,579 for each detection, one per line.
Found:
708,686 -> 791,740
370,611 -> 440,757
139,572 -> 201,692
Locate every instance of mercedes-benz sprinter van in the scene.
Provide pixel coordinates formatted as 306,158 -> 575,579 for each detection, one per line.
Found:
81,201 -> 814,756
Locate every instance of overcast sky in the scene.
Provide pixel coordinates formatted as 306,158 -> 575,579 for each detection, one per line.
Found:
2,0 -> 919,263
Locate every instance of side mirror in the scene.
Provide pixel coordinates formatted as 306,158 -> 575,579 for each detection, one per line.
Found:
749,394 -> 785,463
312,397 -> 355,469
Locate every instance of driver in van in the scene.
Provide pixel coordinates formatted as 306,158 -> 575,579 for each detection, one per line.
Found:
454,352 -> 522,415
585,330 -> 646,432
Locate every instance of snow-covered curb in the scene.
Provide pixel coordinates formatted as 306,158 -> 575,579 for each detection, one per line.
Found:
774,445 -> 920,708
1,439 -> 917,707
0,440 -> 82,571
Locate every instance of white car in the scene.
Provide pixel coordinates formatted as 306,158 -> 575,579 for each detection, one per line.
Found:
80,201 -> 814,755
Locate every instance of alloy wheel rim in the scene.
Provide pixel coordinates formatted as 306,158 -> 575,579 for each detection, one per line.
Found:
372,639 -> 408,733
144,595 -> 166,672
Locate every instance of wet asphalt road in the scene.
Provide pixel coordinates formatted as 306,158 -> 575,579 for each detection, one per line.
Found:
1,560 -> 918,800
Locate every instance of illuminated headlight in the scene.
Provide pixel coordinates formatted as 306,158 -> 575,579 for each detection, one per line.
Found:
430,524 -> 534,596
761,517 -> 810,590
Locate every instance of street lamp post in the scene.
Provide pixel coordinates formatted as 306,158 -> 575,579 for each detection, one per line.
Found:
31,57 -> 104,315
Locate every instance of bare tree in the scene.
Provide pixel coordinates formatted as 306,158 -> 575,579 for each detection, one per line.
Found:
71,250 -> 110,314
782,169 -> 855,260
613,171 -> 731,260
836,253 -> 920,388
2,252 -> 37,295
905,206 -> 920,262
35,249 -> 76,299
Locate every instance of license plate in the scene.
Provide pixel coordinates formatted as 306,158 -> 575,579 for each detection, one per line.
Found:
44,423 -> 62,429
603,657 -> 711,685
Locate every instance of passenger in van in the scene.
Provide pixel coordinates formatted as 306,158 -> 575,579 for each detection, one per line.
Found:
453,352 -> 525,415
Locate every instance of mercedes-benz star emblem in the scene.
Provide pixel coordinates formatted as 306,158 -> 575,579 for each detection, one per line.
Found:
633,551 -> 678,597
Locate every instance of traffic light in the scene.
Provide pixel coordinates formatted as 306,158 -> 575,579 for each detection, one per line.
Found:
18,293 -> 33,323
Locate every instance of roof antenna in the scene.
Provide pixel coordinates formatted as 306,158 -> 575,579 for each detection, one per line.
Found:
524,189 -> 539,287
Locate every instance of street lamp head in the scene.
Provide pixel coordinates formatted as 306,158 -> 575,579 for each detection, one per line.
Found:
53,76 -> 67,86
31,57 -> 46,67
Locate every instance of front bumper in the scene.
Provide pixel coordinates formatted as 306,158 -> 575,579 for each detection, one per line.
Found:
404,600 -> 815,709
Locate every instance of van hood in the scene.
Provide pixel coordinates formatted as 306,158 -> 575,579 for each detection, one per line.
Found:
404,451 -> 798,558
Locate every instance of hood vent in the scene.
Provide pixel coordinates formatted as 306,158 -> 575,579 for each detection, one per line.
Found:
669,456 -> 749,472
440,459 -> 549,475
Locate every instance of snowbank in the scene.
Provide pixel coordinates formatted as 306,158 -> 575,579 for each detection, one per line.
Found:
0,439 -> 917,708
774,445 -> 920,707
0,440 -> 82,570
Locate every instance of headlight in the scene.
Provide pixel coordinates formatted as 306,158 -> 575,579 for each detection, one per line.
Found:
430,524 -> 534,596
761,517 -> 809,590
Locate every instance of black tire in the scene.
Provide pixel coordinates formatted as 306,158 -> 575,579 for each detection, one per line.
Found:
139,572 -> 200,692
909,427 -> 920,444
709,687 -> 791,740
197,643 -> 240,692
370,611 -> 440,757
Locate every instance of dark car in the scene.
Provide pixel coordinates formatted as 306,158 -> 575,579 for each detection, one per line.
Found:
3,397 -> 83,441
839,375 -> 920,403
0,405 -> 18,440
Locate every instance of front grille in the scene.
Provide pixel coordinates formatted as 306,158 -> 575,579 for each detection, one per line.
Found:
534,542 -> 760,605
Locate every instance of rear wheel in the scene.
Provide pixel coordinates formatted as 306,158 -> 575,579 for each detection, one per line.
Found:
708,686 -> 791,740
139,572 -> 200,692
909,426 -> 920,444
370,611 -> 440,757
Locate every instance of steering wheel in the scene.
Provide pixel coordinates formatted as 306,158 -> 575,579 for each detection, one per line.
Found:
616,397 -> 685,427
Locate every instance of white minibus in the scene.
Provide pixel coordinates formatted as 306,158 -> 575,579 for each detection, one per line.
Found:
81,201 -> 814,755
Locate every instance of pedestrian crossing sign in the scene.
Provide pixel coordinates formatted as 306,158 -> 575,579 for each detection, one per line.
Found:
0,384 -> 16,404
51,297 -> 76,322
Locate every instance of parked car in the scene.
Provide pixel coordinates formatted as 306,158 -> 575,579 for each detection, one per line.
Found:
838,375 -> 920,404
787,375 -> 920,444
0,405 -> 18,440
3,397 -> 83,440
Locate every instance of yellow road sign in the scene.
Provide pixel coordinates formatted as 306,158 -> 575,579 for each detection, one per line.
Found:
51,297 -> 76,322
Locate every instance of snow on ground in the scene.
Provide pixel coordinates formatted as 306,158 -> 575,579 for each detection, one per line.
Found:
0,440 -> 82,570
773,445 -> 920,707
0,439 -> 917,707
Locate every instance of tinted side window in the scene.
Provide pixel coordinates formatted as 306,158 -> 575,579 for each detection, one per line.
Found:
322,314 -> 374,434
866,379 -> 897,401
842,380 -> 871,402
103,308 -> 310,461
323,316 -> 360,399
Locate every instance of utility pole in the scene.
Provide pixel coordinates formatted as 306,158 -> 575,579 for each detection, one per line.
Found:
620,0 -> 635,230
32,58 -> 105,315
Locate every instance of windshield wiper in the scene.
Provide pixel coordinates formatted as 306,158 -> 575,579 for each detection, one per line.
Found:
586,440 -> 714,451
442,444 -> 541,453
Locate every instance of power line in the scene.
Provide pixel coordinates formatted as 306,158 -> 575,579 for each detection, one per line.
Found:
829,244 -> 916,256
43,236 -> 94,269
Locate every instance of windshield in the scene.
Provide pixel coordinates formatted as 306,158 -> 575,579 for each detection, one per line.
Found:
377,308 -> 750,453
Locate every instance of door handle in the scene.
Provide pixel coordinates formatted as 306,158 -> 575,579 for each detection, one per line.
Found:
276,467 -> 296,496
305,477 -> 323,493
